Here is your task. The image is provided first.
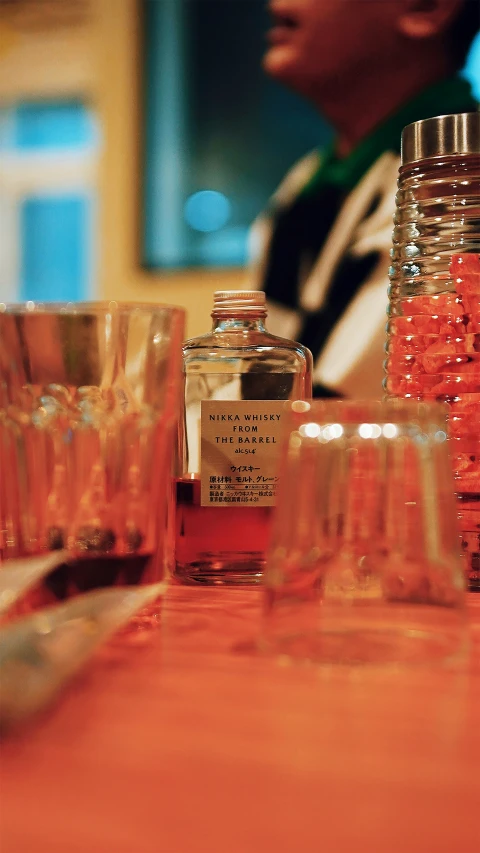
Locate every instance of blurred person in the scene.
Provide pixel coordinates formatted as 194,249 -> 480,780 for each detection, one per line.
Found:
250,0 -> 479,397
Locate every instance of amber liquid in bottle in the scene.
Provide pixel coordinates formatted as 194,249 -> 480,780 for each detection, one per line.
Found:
175,291 -> 312,585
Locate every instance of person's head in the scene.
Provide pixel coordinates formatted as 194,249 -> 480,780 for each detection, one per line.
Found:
264,0 -> 478,101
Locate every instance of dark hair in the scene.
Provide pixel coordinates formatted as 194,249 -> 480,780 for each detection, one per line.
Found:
449,0 -> 480,69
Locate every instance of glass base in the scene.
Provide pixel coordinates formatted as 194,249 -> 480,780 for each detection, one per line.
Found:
468,570 -> 480,592
458,492 -> 480,591
261,604 -> 467,666
174,553 -> 264,586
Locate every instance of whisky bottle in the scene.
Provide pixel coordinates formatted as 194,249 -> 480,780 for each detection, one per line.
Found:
175,290 -> 312,585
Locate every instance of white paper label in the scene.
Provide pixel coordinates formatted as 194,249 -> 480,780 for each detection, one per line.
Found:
200,400 -> 287,507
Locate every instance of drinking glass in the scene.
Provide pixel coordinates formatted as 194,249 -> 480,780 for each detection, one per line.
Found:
0,301 -> 184,609
263,400 -> 466,664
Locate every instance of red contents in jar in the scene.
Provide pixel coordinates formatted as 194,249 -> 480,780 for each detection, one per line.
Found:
387,254 -> 480,586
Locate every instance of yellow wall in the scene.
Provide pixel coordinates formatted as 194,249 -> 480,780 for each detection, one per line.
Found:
0,1 -> 96,101
0,0 -> 245,338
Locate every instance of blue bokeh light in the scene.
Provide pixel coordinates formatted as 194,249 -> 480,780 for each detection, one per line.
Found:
184,190 -> 231,232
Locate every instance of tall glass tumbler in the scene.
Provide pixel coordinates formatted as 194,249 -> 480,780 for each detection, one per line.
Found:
0,302 -> 185,606
263,400 -> 466,664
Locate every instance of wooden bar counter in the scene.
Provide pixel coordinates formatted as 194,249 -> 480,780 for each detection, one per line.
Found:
1,586 -> 479,853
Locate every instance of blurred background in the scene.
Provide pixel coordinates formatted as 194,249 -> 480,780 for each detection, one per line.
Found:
1,0 -> 479,338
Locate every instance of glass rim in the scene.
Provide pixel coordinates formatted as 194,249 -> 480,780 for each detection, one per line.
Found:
286,398 -> 449,424
0,300 -> 185,317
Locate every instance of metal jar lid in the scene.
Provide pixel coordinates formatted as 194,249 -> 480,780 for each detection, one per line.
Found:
212,290 -> 267,316
213,290 -> 266,309
401,112 -> 480,165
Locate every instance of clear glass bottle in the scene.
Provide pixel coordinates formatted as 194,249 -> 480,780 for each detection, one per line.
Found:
175,290 -> 313,585
385,112 -> 480,589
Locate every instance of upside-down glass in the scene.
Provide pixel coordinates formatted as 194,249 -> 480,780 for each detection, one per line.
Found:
0,302 -> 184,609
263,400 -> 466,664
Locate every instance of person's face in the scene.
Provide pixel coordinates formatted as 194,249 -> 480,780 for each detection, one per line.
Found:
263,0 -> 404,94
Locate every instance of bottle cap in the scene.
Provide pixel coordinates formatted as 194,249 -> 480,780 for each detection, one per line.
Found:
213,290 -> 266,312
401,112 -> 480,166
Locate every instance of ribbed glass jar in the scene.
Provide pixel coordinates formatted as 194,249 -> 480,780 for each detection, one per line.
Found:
384,113 -> 480,589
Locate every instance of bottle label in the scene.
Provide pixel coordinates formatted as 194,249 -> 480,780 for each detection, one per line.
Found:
200,400 -> 287,507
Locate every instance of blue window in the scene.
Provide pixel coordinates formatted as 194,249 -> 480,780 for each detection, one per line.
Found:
14,101 -> 97,151
464,30 -> 480,100
20,196 -> 90,303
0,99 -> 98,304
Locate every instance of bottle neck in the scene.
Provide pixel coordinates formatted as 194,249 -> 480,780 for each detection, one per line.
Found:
211,313 -> 267,333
